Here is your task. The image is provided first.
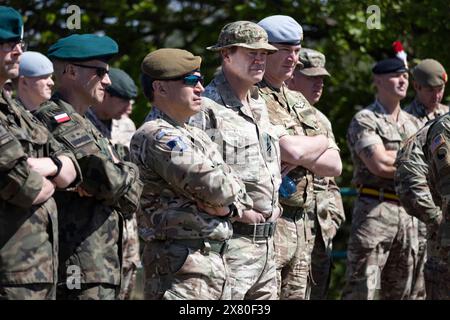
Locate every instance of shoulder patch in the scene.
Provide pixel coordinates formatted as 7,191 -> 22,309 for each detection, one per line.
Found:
166,136 -> 188,151
53,113 -> 71,124
431,134 -> 445,153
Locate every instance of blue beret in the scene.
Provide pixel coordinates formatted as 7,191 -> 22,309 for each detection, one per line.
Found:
0,6 -> 23,42
19,51 -> 54,77
47,34 -> 118,62
106,68 -> 137,100
258,15 -> 303,45
372,58 -> 407,74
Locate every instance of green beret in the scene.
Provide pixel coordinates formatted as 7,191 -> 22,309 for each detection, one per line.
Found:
106,68 -> 137,100
0,6 -> 23,42
47,34 -> 118,62
141,48 -> 201,80
412,59 -> 447,87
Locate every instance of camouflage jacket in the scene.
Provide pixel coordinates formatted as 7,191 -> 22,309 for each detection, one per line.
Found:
0,92 -> 79,285
347,100 -> 419,191
257,80 -> 339,212
395,116 -> 442,225
131,108 -> 252,241
424,113 -> 450,257
404,99 -> 448,127
313,108 -> 346,248
111,115 -> 136,149
33,94 -> 143,285
190,71 -> 282,219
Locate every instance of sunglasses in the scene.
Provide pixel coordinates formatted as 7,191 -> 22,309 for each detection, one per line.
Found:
174,74 -> 204,87
0,40 -> 26,53
71,63 -> 109,78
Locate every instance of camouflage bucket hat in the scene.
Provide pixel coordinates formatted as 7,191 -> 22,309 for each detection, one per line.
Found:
297,48 -> 330,77
207,21 -> 278,53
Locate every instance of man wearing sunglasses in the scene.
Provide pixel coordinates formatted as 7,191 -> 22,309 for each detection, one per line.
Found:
0,6 -> 80,300
130,48 -> 253,299
33,34 -> 143,300
86,67 -> 141,300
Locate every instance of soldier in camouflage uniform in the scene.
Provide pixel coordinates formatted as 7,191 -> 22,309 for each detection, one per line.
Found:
424,108 -> 450,299
86,67 -> 141,300
0,6 -> 79,300
344,57 -> 420,299
131,48 -> 253,300
190,21 -> 285,300
256,17 -> 342,300
396,59 -> 448,299
287,47 -> 346,300
33,34 -> 143,300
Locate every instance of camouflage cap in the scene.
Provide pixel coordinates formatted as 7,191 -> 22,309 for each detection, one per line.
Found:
207,21 -> 278,53
412,59 -> 447,87
297,48 -> 330,77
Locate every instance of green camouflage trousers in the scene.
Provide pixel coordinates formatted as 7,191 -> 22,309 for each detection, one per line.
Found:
310,227 -> 332,300
410,219 -> 426,299
225,235 -> 277,300
143,240 -> 229,300
274,205 -> 316,300
118,215 -> 141,300
0,284 -> 55,300
342,197 -> 417,300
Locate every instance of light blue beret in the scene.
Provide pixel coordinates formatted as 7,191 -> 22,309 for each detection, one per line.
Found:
19,51 -> 54,77
258,15 -> 303,45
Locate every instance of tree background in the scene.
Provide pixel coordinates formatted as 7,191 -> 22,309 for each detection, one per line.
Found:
5,0 -> 450,299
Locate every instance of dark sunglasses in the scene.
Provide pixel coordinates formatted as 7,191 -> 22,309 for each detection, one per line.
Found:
174,74 -> 204,87
71,63 -> 109,78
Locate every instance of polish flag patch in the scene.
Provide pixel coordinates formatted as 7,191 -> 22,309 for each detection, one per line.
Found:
54,113 -> 71,123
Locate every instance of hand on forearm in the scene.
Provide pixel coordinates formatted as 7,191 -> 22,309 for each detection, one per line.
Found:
234,209 -> 265,224
308,149 -> 342,177
280,134 -> 329,166
32,177 -> 55,205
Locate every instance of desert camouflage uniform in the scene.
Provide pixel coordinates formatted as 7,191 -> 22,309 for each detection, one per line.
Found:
112,115 -> 136,149
424,113 -> 450,299
397,99 -> 448,299
344,100 -> 419,299
33,94 -> 143,300
310,108 -> 346,300
86,108 -> 141,300
131,106 -> 252,300
190,71 -> 282,300
257,80 -> 341,299
0,92 -> 80,300
395,120 -> 443,300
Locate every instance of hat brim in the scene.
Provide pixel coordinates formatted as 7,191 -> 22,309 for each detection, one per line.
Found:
298,67 -> 330,77
207,42 -> 278,54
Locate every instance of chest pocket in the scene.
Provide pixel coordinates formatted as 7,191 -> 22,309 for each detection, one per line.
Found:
60,126 -> 99,159
8,120 -> 49,157
377,125 -> 403,151
220,129 -> 260,182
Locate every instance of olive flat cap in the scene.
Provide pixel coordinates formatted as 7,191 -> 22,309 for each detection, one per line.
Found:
297,48 -> 330,77
372,58 -> 407,74
47,34 -> 118,62
141,48 -> 201,80
207,21 -> 278,53
258,15 -> 303,45
19,51 -> 54,77
106,68 -> 137,100
0,6 -> 23,42
412,59 -> 447,87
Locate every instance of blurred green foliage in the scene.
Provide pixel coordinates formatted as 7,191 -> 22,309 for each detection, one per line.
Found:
5,0 -> 449,299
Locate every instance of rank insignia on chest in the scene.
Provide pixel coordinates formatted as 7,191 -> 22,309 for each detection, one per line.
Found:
53,113 -> 71,123
431,134 -> 445,153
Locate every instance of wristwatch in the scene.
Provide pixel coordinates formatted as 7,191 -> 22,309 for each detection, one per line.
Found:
48,155 -> 62,180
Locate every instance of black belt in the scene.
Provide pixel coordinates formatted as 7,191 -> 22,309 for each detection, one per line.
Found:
233,222 -> 276,239
170,238 -> 228,255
